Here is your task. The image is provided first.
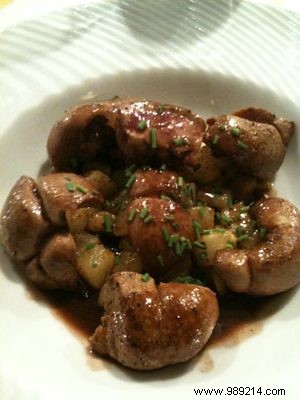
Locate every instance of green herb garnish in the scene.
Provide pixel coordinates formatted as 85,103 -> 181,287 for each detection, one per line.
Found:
142,272 -> 150,282
237,140 -> 248,150
85,242 -> 96,251
128,208 -> 137,222
139,207 -> 149,220
193,220 -> 202,240
174,136 -> 190,146
65,181 -> 76,192
212,135 -> 220,145
103,214 -> 113,232
230,127 -> 240,136
125,174 -> 136,188
150,128 -> 157,149
138,120 -> 147,131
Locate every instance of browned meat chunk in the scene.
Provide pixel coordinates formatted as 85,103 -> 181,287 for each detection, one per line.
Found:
115,197 -> 194,278
39,231 -> 78,289
205,114 -> 286,180
47,99 -> 206,171
128,169 -> 193,206
0,176 -> 50,262
214,197 -> 300,295
36,173 -> 103,226
90,271 -> 219,370
232,107 -> 294,146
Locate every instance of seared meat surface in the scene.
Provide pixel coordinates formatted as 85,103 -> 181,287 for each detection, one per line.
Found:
0,176 -> 50,262
47,99 -> 206,171
90,271 -> 219,370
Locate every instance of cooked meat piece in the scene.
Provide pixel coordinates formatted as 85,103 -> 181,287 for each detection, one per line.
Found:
128,169 -> 193,206
47,103 -> 117,171
47,99 -> 206,171
36,173 -> 103,226
205,115 -> 286,180
39,231 -> 78,289
232,107 -> 294,146
25,257 -> 64,290
214,197 -> 300,295
115,197 -> 194,278
90,271 -> 219,370
0,176 -> 50,262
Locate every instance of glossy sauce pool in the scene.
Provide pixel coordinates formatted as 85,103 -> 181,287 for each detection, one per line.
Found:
32,285 -> 288,347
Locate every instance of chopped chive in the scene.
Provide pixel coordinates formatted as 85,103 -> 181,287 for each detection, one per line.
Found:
160,164 -> 167,171
240,206 -> 250,213
203,228 -> 226,234
220,214 -> 233,226
143,214 -> 153,224
161,226 -> 170,243
227,195 -> 233,208
128,208 -> 137,222
193,220 -> 202,240
125,164 -> 136,177
175,240 -> 182,256
226,240 -> 235,249
185,238 -> 193,250
174,136 -> 190,146
194,241 -> 206,249
259,226 -> 267,240
237,140 -> 248,150
212,135 -> 220,145
142,272 -> 150,282
168,234 -> 179,248
158,104 -> 165,114
157,254 -> 164,267
125,174 -> 136,188
115,253 -> 121,265
139,207 -> 149,220
65,181 -> 76,192
230,127 -> 240,136
172,275 -> 204,285
161,194 -> 171,201
178,176 -> 184,188
165,214 -> 175,222
150,128 -> 157,149
218,124 -> 226,130
103,214 -> 113,232
138,120 -> 147,131
236,226 -> 246,237
237,234 -> 249,242
76,184 -> 88,194
85,242 -> 96,251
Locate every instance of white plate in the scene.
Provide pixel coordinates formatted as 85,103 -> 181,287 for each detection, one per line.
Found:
1,1 -> 300,399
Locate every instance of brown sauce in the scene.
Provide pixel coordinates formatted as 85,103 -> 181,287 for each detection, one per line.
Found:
29,284 -> 290,346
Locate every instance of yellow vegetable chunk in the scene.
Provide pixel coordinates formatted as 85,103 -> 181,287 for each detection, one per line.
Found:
194,229 -> 236,267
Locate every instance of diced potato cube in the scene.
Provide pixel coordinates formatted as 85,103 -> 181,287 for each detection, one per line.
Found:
74,232 -> 115,289
76,242 -> 115,289
188,206 -> 215,230
66,207 -> 91,234
194,229 -> 236,267
113,251 -> 143,273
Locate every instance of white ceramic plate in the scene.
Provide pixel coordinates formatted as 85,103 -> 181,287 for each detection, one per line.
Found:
1,1 -> 300,399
